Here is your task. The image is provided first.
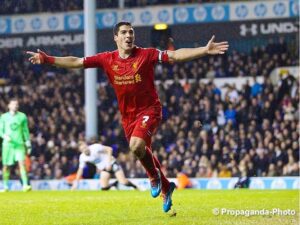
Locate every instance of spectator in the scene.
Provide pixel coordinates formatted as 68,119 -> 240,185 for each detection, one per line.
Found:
0,37 -> 298,181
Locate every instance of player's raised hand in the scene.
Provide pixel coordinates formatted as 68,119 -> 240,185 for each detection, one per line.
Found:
26,49 -> 54,64
206,35 -> 229,55
26,49 -> 43,64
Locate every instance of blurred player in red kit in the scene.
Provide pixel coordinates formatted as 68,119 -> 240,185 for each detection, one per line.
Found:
27,21 -> 228,212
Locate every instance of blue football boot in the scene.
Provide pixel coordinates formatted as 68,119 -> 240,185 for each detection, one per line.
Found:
162,182 -> 176,212
150,169 -> 161,198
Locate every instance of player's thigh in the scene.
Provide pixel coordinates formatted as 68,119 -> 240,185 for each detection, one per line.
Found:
131,111 -> 161,146
14,148 -> 26,163
100,171 -> 111,187
2,145 -> 15,166
122,119 -> 135,144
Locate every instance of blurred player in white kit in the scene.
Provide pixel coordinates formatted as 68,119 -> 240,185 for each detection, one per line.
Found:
71,141 -> 138,191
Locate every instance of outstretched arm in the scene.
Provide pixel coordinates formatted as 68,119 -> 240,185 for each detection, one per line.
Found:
27,49 -> 84,69
167,35 -> 229,63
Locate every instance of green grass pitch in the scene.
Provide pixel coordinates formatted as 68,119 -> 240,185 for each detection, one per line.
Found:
0,190 -> 298,225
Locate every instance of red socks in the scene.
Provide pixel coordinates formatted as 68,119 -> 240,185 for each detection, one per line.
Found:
138,146 -> 171,194
138,147 -> 159,179
146,147 -> 170,194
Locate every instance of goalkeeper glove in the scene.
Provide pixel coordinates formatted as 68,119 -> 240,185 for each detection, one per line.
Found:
38,49 -> 55,64
25,140 -> 32,155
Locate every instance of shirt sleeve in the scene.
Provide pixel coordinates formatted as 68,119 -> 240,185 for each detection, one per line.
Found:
147,48 -> 170,64
83,52 -> 109,69
22,115 -> 30,142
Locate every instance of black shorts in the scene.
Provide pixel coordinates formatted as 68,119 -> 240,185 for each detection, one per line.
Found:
102,161 -> 122,175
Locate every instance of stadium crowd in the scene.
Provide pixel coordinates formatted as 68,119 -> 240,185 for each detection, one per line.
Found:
0,37 -> 299,181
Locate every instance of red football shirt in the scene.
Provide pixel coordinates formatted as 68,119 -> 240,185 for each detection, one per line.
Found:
83,46 -> 169,118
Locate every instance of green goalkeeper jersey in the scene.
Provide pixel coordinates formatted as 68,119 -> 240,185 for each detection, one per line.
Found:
0,111 -> 30,147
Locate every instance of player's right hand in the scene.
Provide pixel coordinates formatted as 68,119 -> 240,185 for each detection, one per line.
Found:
71,182 -> 78,191
26,49 -> 46,64
205,35 -> 229,55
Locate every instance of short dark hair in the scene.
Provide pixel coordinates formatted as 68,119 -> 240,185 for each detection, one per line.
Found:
113,21 -> 132,35
9,98 -> 18,103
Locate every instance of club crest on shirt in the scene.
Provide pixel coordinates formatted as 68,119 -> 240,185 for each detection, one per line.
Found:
112,65 -> 119,71
10,122 -> 19,130
135,74 -> 142,83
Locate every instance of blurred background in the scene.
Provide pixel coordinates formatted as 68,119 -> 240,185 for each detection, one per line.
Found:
0,0 -> 299,189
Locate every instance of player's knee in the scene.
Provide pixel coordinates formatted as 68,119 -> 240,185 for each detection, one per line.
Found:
129,141 -> 145,159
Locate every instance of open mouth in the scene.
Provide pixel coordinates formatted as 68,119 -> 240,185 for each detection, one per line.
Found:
125,40 -> 133,45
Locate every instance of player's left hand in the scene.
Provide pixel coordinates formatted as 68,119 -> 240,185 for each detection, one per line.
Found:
27,147 -> 32,155
206,35 -> 229,55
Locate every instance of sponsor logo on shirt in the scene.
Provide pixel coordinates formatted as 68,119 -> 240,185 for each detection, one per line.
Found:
94,159 -> 101,164
114,73 -> 142,85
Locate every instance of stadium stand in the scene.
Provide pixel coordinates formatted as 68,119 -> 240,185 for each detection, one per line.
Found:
0,37 -> 298,180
